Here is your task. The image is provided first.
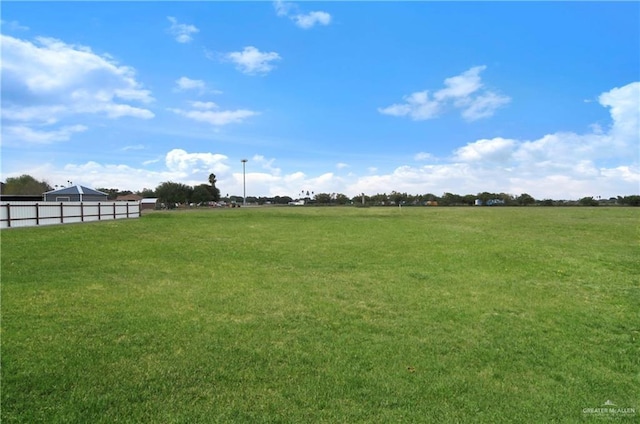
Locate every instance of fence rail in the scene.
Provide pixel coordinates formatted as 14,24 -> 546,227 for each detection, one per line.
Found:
0,201 -> 140,229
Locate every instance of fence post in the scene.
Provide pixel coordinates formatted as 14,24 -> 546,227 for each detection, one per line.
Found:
113,202 -> 116,219
98,202 -> 101,220
36,203 -> 40,226
6,203 -> 11,228
126,202 -> 129,218
81,202 -> 84,222
60,202 -> 64,224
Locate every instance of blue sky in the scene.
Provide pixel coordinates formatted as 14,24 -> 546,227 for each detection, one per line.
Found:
1,1 -> 639,199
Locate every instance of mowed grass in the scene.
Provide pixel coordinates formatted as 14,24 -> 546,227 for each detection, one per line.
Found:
1,206 -> 638,423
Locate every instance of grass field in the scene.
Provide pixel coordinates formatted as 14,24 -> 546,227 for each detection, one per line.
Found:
1,206 -> 638,423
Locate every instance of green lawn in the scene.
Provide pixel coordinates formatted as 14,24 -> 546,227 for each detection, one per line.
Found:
1,206 -> 638,423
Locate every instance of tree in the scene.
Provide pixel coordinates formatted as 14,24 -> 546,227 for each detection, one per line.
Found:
335,193 -> 350,205
477,192 -> 494,205
192,184 -> 213,205
390,191 -> 405,205
440,192 -> 462,206
273,196 -> 293,204
461,194 -> 476,206
579,196 -> 599,206
350,193 -> 371,206
3,174 -> 52,195
138,188 -> 156,198
314,193 -> 332,204
155,181 -> 193,208
618,195 -> 640,206
96,188 -> 132,200
208,173 -> 221,202
370,193 -> 388,205
516,193 -> 536,206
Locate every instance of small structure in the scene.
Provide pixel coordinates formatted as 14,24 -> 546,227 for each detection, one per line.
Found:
116,193 -> 143,202
140,198 -> 159,211
43,185 -> 108,202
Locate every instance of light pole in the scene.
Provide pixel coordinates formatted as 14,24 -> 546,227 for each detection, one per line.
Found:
241,159 -> 248,206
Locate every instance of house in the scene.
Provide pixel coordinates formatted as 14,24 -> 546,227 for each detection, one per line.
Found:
116,193 -> 143,202
140,198 -> 159,211
43,185 -> 108,202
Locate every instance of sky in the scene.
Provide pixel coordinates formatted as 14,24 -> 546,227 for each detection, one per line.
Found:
1,1 -> 639,200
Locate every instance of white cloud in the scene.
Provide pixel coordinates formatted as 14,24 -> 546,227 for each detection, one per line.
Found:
379,66 -> 510,121
175,76 -> 222,95
2,124 -> 87,145
167,17 -> 199,43
252,155 -> 281,176
598,81 -> 639,145
378,90 -> 440,120
0,34 -> 154,144
122,144 -> 145,151
175,77 -> 205,92
7,83 -> 637,200
414,152 -> 434,161
435,66 -> 485,101
273,1 -> 332,29
168,107 -> 258,126
190,101 -> 218,110
225,46 -> 281,75
454,138 -> 517,162
169,78 -> 260,123
1,20 -> 29,31
336,162 -> 349,169
274,1 -> 294,17
165,149 -> 229,174
460,92 -> 512,122
294,11 -> 332,29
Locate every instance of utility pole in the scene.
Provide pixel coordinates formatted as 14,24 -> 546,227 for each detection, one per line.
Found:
241,159 -> 248,206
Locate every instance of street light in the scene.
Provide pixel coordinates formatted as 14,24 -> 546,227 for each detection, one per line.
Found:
241,159 -> 248,206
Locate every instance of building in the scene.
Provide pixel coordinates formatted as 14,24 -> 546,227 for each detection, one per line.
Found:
116,193 -> 143,202
43,185 -> 108,202
140,198 -> 159,211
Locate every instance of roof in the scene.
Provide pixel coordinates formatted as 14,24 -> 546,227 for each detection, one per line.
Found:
140,198 -> 159,204
116,194 -> 143,201
43,185 -> 108,196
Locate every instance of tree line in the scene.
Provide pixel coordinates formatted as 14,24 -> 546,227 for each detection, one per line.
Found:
2,174 -> 639,207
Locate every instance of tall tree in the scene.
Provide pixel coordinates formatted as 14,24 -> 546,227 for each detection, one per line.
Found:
96,188 -> 132,200
2,175 -> 52,195
516,193 -> 536,206
314,193 -> 332,204
138,188 -> 156,198
155,181 -> 193,208
335,193 -> 350,205
208,173 -> 221,202
192,184 -> 213,205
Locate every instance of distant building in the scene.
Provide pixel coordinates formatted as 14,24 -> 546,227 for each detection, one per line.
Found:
140,198 -> 159,211
43,185 -> 108,202
475,198 -> 505,206
116,193 -> 143,202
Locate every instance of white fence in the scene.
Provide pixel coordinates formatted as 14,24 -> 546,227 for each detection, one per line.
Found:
0,201 -> 140,229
